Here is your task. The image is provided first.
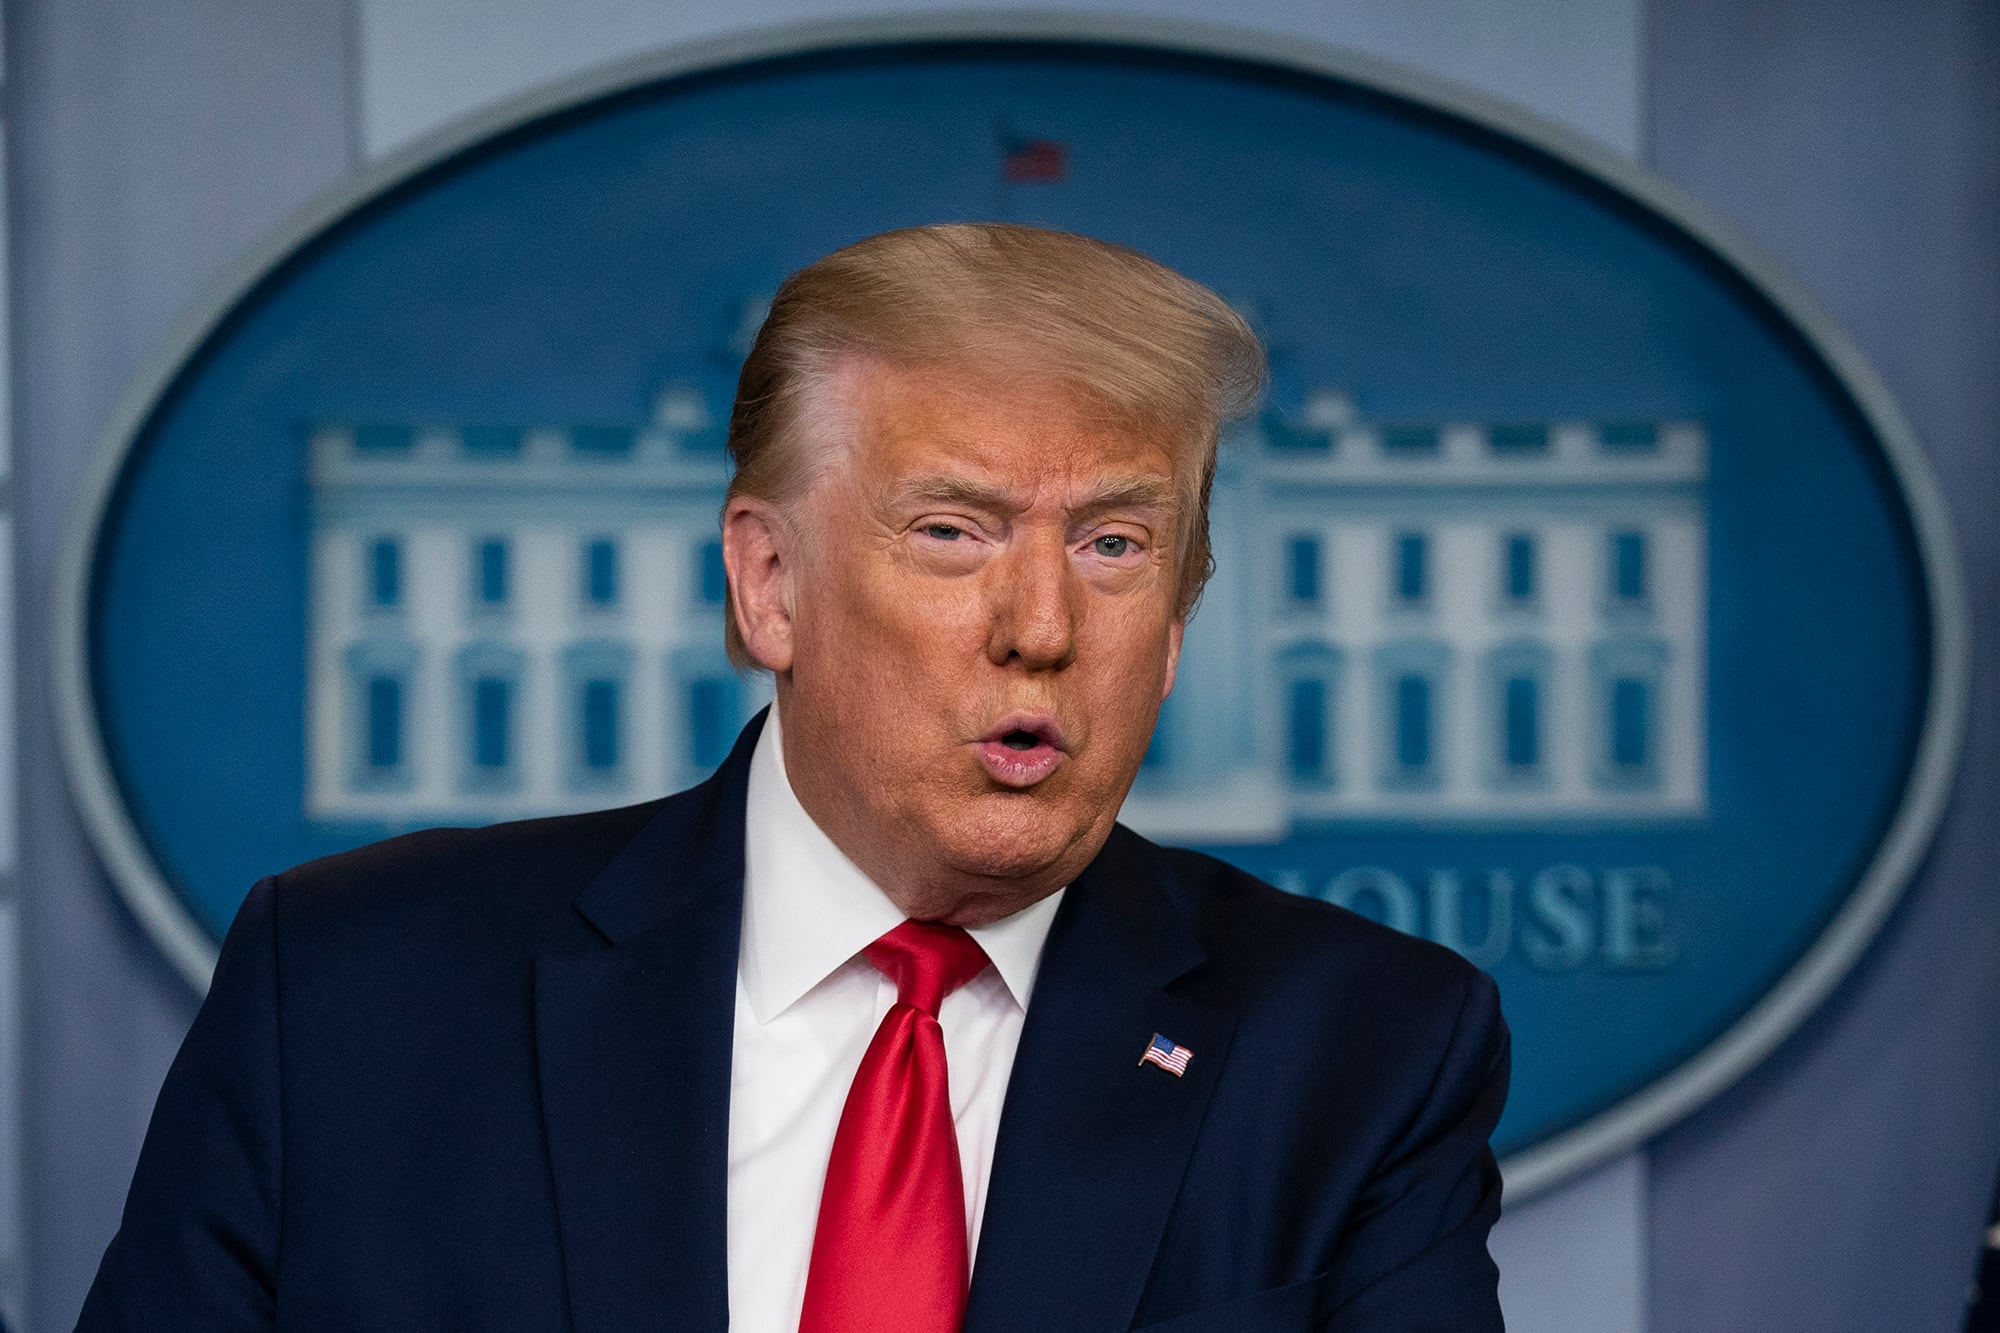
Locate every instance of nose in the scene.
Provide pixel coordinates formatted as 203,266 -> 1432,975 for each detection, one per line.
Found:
986,530 -> 1078,671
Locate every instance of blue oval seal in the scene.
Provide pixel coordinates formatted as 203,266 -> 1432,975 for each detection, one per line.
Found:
52,17 -> 1968,1199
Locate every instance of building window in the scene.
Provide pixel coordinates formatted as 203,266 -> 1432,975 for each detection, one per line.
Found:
1394,676 -> 1432,770
367,676 -> 403,770
1393,532 -> 1429,605
1591,638 -> 1667,791
457,642 -> 524,791
1610,529 -> 1649,605
584,538 -> 620,607
1278,643 -> 1343,787
671,647 -> 744,782
366,537 -> 402,609
1288,677 -> 1328,780
564,641 -> 632,788
1505,677 -> 1540,768
696,538 -> 727,606
475,538 -> 510,607
472,677 -> 511,769
582,680 -> 620,771
1611,677 -> 1649,769
1375,640 -> 1449,790
344,639 -> 417,791
1502,533 -> 1537,604
1485,640 -> 1552,786
1285,535 -> 1321,605
687,675 -> 739,770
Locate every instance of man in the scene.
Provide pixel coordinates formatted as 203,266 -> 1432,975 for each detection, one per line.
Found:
79,224 -> 1508,1330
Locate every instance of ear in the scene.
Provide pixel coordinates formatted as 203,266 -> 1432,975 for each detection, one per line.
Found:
1161,618 -> 1185,700
723,494 -> 797,673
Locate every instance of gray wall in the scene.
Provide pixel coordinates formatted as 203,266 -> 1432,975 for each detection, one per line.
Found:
1644,0 -> 2000,1327
6,1 -> 356,1327
7,1 -> 1995,1330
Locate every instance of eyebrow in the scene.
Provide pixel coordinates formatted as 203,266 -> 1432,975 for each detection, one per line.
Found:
886,473 -> 1177,518
1073,475 -> 1178,517
888,474 -> 1020,513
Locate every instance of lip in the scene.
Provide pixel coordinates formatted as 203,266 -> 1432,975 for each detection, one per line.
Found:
973,712 -> 1070,789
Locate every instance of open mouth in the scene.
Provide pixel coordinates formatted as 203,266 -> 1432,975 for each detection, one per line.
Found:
974,715 -> 1068,788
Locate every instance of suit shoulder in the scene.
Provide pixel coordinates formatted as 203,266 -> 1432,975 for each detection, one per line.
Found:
268,799 -> 667,932
1146,836 -> 1491,1015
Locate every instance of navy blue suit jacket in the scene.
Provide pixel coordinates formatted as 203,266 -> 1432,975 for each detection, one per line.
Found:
79,715 -> 1508,1330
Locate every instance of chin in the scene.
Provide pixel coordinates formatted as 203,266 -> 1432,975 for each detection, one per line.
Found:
925,795 -> 1096,884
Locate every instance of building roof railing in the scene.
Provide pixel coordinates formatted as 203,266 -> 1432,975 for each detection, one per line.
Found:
1244,412 -> 1706,488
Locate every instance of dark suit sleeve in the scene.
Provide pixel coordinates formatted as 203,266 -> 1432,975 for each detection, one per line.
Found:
76,877 -> 283,1331
1321,969 -> 1510,1332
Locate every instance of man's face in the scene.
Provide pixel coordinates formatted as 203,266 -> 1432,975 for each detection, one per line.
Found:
740,357 -> 1185,925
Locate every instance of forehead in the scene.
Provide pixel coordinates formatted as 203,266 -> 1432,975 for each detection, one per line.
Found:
837,356 -> 1182,492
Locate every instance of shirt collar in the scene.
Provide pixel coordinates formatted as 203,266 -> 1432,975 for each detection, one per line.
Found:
739,703 -> 1064,1025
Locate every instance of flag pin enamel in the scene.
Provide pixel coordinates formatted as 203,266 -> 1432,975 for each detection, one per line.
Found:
1138,1032 -> 1193,1077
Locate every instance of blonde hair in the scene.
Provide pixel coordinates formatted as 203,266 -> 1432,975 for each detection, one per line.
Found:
722,222 -> 1266,666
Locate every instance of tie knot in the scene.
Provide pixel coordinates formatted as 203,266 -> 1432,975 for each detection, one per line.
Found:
864,920 -> 989,1016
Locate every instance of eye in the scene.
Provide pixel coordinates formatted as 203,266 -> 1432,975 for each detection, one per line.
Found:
1093,534 -> 1133,558
922,523 -> 965,541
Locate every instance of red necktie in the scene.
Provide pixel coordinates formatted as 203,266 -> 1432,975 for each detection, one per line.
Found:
798,920 -> 992,1333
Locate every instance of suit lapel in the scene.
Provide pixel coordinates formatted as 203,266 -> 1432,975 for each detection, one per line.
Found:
965,828 -> 1235,1333
534,717 -> 762,1333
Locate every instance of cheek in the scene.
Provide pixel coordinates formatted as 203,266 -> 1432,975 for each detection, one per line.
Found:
1078,613 -> 1177,733
838,539 -> 990,640
791,548 -> 981,708
1085,594 -> 1177,668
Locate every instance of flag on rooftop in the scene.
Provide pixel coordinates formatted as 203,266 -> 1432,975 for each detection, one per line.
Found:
1002,135 -> 1068,184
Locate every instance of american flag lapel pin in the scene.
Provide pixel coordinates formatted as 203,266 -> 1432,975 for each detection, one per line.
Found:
1138,1032 -> 1193,1077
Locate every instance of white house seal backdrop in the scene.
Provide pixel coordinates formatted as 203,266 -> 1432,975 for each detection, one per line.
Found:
53,19 -> 1966,1201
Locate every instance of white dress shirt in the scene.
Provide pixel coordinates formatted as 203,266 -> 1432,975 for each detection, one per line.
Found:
727,706 -> 1065,1333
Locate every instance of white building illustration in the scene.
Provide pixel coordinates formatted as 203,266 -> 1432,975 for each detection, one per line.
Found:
1123,392 -> 1707,841
304,387 -> 769,825
304,385 -> 1706,839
